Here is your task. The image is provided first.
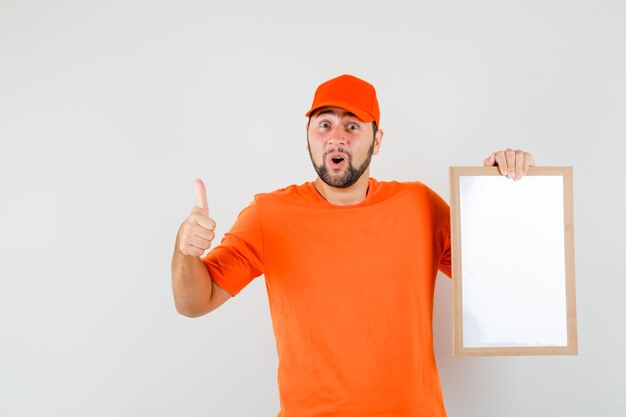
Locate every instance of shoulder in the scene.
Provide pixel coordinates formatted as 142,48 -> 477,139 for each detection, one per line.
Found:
373,179 -> 440,200
251,182 -> 314,206
370,179 -> 449,213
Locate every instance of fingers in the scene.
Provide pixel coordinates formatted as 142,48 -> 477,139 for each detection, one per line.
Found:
487,149 -> 535,180
180,235 -> 212,257
524,153 -> 535,172
194,212 -> 216,233
483,152 -> 496,167
178,179 -> 217,257
194,178 -> 209,216
494,151 -> 508,176
178,214 -> 216,257
188,230 -> 216,249
515,150 -> 524,179
505,149 -> 516,177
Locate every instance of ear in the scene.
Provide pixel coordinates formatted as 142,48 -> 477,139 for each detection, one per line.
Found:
372,128 -> 384,155
305,120 -> 310,148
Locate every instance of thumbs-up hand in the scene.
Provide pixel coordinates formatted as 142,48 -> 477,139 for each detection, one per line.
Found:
177,179 -> 217,257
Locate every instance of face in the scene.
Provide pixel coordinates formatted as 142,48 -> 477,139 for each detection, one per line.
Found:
306,106 -> 382,188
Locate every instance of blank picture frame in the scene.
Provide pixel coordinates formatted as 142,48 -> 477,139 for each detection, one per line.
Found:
449,167 -> 578,356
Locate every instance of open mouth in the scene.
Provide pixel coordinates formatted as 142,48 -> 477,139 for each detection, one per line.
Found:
327,153 -> 348,169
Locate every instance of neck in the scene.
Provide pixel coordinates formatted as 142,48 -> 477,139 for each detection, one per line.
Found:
313,171 -> 371,206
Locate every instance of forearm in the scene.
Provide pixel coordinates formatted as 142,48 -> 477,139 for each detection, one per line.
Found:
171,232 -> 213,317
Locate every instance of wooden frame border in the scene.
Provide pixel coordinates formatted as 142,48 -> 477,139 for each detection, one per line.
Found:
449,166 -> 578,356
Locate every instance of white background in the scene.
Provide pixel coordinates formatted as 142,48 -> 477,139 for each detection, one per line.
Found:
1,0 -> 624,416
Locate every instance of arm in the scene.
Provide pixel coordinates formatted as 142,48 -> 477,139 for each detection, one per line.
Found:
171,232 -> 232,317
171,179 -> 232,317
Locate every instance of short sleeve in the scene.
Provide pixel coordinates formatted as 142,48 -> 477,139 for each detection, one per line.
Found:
201,198 -> 264,296
428,187 -> 452,278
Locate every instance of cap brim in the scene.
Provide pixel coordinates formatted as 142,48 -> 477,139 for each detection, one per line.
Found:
305,101 -> 375,124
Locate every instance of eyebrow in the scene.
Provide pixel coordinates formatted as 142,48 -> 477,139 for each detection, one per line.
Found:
314,109 -> 359,120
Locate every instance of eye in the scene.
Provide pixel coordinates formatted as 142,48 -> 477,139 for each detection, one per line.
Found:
320,121 -> 330,128
348,123 -> 359,130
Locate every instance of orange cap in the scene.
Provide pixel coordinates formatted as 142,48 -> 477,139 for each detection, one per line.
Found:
305,74 -> 380,127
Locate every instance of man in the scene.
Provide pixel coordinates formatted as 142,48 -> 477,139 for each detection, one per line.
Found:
171,74 -> 534,417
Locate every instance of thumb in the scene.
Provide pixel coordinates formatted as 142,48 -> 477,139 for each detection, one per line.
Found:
484,152 -> 496,167
194,178 -> 209,216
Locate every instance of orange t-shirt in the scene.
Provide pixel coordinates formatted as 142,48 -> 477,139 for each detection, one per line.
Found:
202,178 -> 452,417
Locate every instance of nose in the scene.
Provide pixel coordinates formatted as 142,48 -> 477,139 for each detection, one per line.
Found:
327,125 -> 346,147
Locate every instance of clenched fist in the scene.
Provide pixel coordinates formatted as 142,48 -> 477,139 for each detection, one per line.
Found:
177,179 -> 217,257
